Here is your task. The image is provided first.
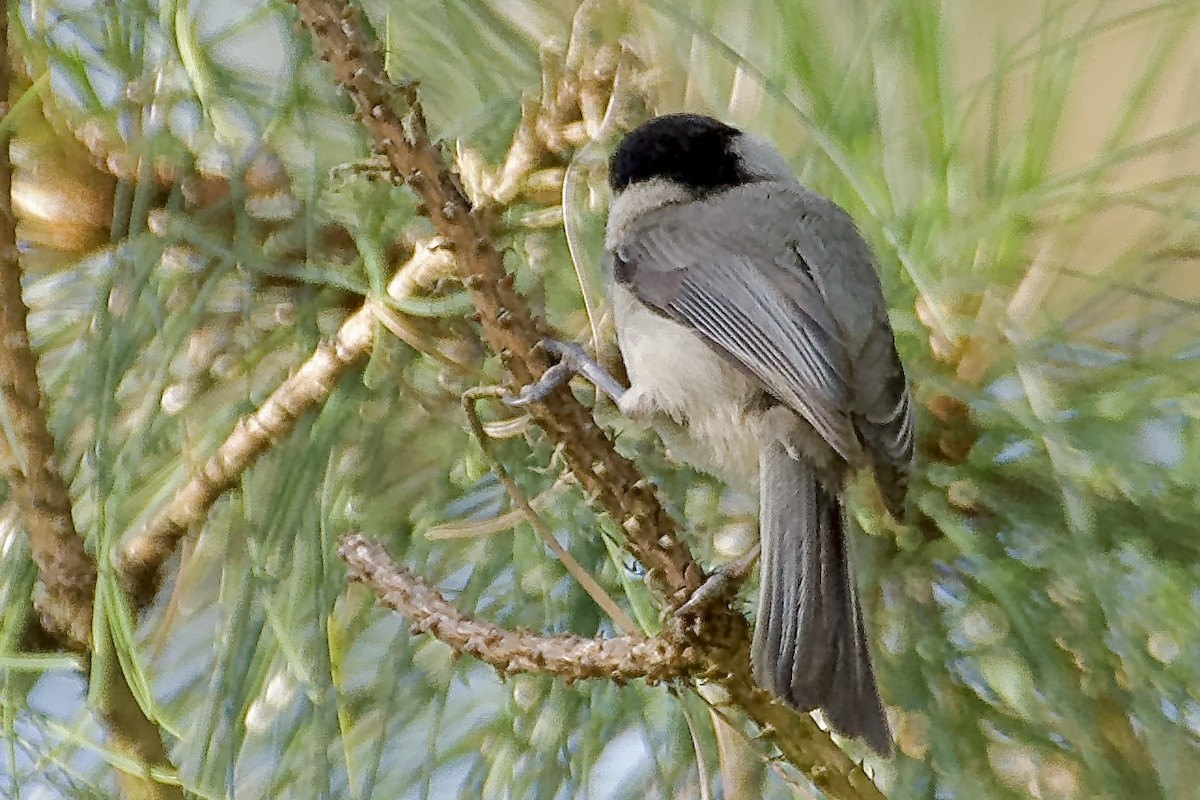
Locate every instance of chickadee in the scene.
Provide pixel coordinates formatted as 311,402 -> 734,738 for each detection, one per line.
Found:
512,113 -> 913,755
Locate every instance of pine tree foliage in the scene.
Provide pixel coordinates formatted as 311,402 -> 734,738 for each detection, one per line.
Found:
2,0 -> 1199,798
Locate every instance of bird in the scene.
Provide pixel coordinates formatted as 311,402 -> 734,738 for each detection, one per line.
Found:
509,112 -> 913,755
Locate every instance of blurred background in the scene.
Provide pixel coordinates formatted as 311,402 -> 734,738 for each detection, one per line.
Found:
2,0 -> 1200,797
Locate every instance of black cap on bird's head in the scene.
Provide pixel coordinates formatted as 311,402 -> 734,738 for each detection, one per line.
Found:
609,113 -> 747,195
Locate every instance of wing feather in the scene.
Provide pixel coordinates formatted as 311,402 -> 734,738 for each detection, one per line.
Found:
612,181 -> 913,487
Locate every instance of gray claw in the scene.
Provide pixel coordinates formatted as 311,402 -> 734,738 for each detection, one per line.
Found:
676,572 -> 731,615
542,338 -> 588,365
504,338 -> 630,408
675,544 -> 762,616
504,362 -> 570,407
503,339 -> 578,407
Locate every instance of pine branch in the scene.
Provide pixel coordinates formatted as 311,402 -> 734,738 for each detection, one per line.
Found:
341,534 -> 697,683
117,240 -> 454,608
100,668 -> 185,800
0,39 -> 95,654
289,1 -> 886,797
0,14 -> 183,798
288,0 -> 700,611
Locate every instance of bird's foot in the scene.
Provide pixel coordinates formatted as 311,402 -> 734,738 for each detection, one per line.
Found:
504,339 -> 627,407
676,543 -> 762,615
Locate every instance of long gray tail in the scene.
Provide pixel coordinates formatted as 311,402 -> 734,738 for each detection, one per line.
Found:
752,440 -> 892,755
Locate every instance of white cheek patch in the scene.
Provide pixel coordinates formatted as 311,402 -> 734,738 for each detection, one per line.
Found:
729,134 -> 795,183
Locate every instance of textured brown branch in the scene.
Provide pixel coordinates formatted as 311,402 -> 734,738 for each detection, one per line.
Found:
118,241 -> 454,608
341,534 -> 698,682
289,0 -> 700,607
0,5 -> 95,656
101,667 -> 185,800
0,15 -> 184,798
290,2 -> 885,796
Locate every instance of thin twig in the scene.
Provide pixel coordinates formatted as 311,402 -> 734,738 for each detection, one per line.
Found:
462,386 -> 639,634
340,533 -> 695,683
424,477 -> 566,540
117,240 -> 454,608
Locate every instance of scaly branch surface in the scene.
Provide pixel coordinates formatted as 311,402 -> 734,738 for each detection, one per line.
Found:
289,1 -> 885,797
341,534 -> 697,683
0,5 -> 95,655
0,13 -> 184,798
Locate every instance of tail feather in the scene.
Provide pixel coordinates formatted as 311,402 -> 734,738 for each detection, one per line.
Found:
752,441 -> 892,755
